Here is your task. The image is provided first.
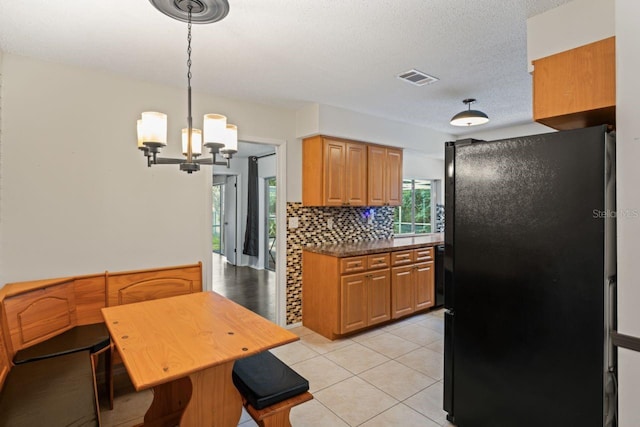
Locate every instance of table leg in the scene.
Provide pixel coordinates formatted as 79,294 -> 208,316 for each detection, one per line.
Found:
180,361 -> 243,427
141,377 -> 193,427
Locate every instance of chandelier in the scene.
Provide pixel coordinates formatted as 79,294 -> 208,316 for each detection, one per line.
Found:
137,0 -> 235,173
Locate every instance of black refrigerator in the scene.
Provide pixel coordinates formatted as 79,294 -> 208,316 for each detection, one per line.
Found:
443,125 -> 617,427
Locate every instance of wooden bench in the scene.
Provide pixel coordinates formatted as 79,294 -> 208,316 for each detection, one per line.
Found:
0,304 -> 101,426
0,262 -> 203,412
233,351 -> 313,427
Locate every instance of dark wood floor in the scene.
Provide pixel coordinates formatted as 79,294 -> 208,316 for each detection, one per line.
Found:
211,254 -> 276,322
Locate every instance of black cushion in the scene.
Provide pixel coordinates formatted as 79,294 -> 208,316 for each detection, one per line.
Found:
0,351 -> 99,427
232,351 -> 309,410
13,323 -> 110,365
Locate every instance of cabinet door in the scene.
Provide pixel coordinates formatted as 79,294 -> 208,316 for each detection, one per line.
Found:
340,274 -> 368,333
323,139 -> 346,206
345,142 -> 367,206
532,36 -> 615,130
367,145 -> 386,206
367,270 -> 391,326
385,148 -> 403,206
414,262 -> 435,311
391,266 -> 414,319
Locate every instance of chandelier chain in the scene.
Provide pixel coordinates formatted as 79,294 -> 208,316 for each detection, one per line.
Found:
186,4 -> 193,161
187,6 -> 193,87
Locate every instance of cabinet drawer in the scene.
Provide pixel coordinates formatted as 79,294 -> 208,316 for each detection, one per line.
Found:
391,250 -> 415,266
340,256 -> 366,274
367,253 -> 390,270
414,247 -> 434,262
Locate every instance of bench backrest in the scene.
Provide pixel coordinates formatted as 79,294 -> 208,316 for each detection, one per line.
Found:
0,262 -> 202,360
3,279 -> 78,355
106,263 -> 202,306
0,305 -> 10,390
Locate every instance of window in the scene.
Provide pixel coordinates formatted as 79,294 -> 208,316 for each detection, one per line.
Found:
394,179 -> 432,235
264,176 -> 277,271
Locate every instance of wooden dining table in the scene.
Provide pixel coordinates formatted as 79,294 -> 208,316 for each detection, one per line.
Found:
101,291 -> 299,427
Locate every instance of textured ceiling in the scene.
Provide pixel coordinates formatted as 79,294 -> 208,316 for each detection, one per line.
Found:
0,0 -> 573,137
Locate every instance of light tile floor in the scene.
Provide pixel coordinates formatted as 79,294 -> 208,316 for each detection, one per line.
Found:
100,309 -> 455,427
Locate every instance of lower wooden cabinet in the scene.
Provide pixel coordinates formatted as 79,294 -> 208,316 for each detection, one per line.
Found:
392,261 -> 434,318
303,246 -> 435,340
368,270 -> 392,325
340,269 -> 391,334
415,262 -> 434,311
391,265 -> 414,318
340,273 -> 367,333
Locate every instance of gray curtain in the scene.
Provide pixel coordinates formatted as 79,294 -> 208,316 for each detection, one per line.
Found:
243,156 -> 259,256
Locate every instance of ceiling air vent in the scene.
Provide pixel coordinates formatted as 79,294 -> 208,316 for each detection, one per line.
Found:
397,69 -> 439,86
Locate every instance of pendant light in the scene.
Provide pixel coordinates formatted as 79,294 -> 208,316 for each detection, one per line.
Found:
450,98 -> 490,127
137,0 -> 237,173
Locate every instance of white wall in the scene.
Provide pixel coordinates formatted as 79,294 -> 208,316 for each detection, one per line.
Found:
615,1 -> 640,425
296,104 -> 453,156
294,103 -> 452,200
403,152 -> 445,182
527,0 -> 615,72
0,53 -> 296,286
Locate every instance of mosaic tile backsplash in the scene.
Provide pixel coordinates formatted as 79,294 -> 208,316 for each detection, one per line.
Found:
285,202 -> 394,324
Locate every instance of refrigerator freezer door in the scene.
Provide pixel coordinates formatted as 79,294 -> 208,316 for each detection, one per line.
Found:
446,126 -> 611,427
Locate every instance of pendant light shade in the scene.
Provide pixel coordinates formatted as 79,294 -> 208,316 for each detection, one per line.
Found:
450,98 -> 490,127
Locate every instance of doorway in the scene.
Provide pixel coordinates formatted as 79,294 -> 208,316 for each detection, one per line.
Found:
210,142 -> 281,323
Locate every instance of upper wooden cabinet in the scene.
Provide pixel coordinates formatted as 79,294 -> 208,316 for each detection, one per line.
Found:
532,36 -> 615,130
367,145 -> 403,206
303,135 -> 403,207
303,136 -> 367,206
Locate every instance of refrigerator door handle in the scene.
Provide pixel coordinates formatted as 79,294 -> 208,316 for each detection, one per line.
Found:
611,331 -> 640,352
443,310 -> 455,421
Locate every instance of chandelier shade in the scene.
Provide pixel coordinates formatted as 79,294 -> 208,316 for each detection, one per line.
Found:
137,0 -> 235,172
182,128 -> 203,156
450,98 -> 490,127
221,124 -> 238,155
203,114 -> 227,148
139,112 -> 168,145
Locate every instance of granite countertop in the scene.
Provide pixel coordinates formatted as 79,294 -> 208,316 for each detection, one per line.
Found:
303,233 -> 444,257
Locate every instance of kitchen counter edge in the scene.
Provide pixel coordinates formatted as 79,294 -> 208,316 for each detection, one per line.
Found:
302,233 -> 444,257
